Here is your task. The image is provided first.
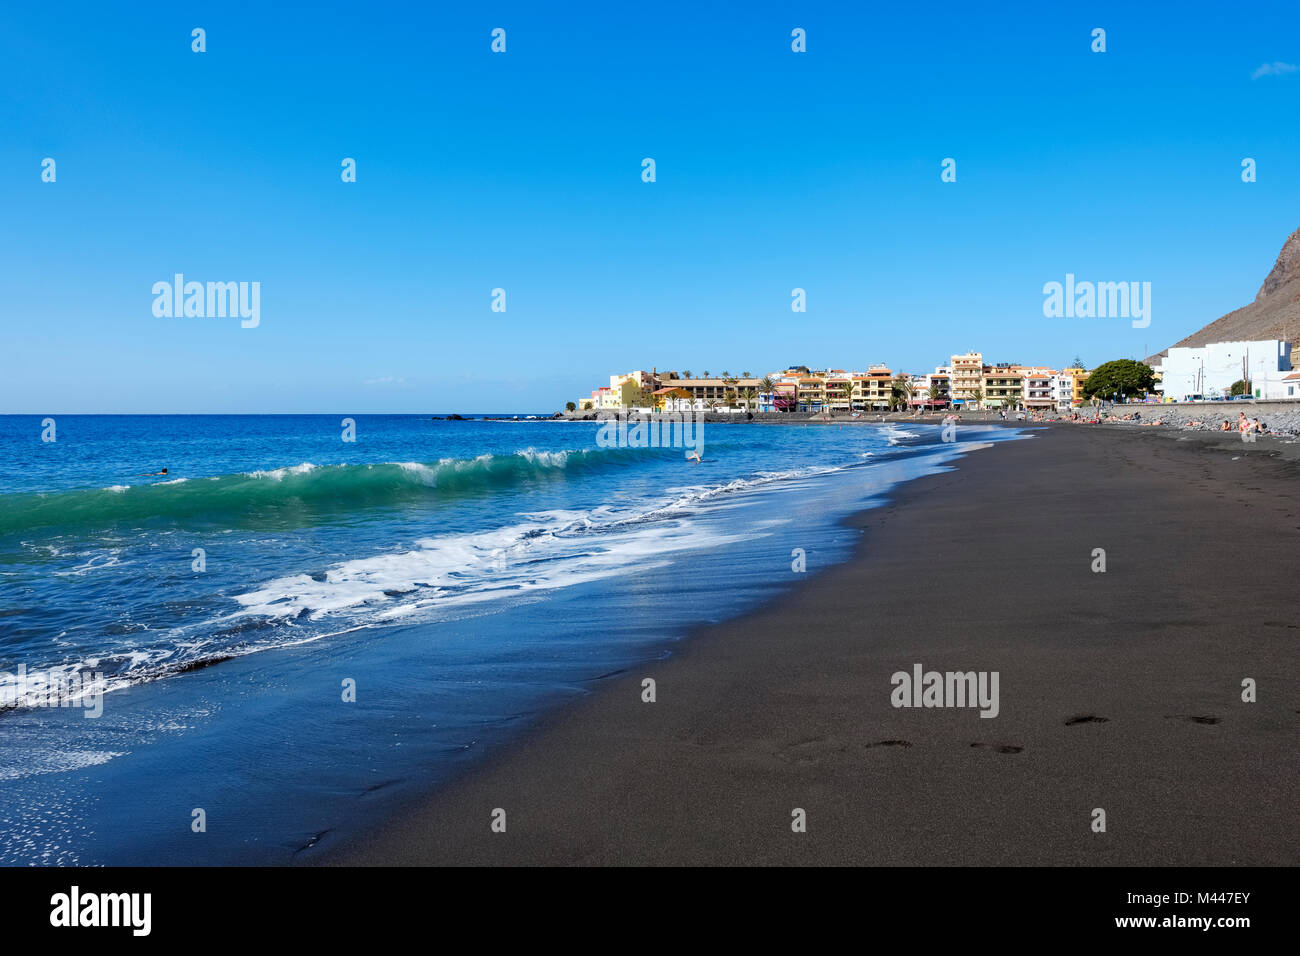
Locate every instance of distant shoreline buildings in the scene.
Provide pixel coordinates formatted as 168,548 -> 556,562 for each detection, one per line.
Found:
577,354 -> 1090,414
576,337 -> 1300,413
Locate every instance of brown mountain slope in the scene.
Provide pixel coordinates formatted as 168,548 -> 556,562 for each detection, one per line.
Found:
1146,227 -> 1300,365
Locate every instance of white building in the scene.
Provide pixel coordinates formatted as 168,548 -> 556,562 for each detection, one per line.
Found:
1155,340 -> 1293,401
1052,374 -> 1075,411
1022,370 -> 1055,412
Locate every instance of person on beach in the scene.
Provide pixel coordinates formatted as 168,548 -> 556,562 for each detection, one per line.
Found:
1220,420 -> 1232,431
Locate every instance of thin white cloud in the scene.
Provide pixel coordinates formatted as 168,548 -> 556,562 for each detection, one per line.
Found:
363,375 -> 406,386
1252,61 -> 1297,79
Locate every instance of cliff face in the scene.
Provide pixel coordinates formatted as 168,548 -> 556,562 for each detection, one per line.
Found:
1256,228 -> 1300,300
1147,228 -> 1300,365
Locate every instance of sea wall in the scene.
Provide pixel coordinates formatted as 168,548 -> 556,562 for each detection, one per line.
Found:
1127,399 -> 1300,436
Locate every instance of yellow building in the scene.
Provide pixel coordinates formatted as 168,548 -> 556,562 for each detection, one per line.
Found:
982,366 -> 1023,408
949,352 -> 983,406
651,386 -> 692,411
1061,366 -> 1089,405
595,378 -> 648,409
864,366 -> 894,408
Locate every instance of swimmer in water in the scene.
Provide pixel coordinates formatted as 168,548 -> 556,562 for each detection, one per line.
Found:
686,451 -> 702,463
139,467 -> 169,476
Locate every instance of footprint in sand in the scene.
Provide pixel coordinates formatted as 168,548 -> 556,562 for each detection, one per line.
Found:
1064,715 -> 1109,726
1164,715 -> 1221,725
970,742 -> 1023,754
865,739 -> 913,749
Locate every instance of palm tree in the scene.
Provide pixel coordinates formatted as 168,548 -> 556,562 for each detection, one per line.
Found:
891,378 -> 914,411
970,386 -> 984,409
721,370 -> 731,380
742,371 -> 752,379
741,387 -> 758,411
702,369 -> 711,379
759,375 -> 775,411
928,382 -> 941,408
682,369 -> 692,380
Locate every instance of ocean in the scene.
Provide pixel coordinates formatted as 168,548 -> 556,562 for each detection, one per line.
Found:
0,414 -> 1023,864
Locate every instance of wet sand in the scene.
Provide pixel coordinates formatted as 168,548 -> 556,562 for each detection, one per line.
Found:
317,425 -> 1300,865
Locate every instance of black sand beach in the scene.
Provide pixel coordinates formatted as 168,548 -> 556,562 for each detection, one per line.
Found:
318,425 -> 1300,866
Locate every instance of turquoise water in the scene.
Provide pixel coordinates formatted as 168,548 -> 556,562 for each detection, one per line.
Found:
0,414 -> 1021,863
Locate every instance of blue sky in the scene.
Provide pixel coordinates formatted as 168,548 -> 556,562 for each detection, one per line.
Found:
2,0 -> 1297,413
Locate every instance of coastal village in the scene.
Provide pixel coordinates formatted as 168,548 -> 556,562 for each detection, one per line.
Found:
574,340 -> 1300,415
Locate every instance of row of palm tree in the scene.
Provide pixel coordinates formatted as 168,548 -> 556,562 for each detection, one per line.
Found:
675,370 -> 755,381
670,371 -> 960,412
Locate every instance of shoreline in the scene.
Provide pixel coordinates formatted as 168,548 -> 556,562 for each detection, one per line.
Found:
313,425 -> 1300,865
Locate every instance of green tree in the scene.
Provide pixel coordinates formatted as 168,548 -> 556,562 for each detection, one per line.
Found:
702,369 -> 711,379
1229,379 -> 1248,396
928,382 -> 941,406
681,369 -> 692,380
971,386 -> 984,408
1080,359 -> 1155,401
741,388 -> 758,410
890,378 -> 913,411
565,401 -> 576,412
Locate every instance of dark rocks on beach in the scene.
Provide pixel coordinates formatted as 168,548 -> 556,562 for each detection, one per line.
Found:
1064,714 -> 1109,725
971,742 -> 1024,754
175,655 -> 235,674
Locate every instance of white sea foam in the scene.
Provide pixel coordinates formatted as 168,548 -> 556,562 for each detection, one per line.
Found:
229,509 -> 747,625
53,552 -> 123,577
225,461 -> 868,630
517,448 -> 571,466
224,465 -> 835,628
885,425 -> 922,445
0,749 -> 126,782
246,462 -> 318,480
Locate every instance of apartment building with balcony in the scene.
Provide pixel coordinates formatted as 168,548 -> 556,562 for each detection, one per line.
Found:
1022,369 -> 1055,412
1052,373 -> 1075,411
982,365 -> 1023,408
949,352 -> 983,406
